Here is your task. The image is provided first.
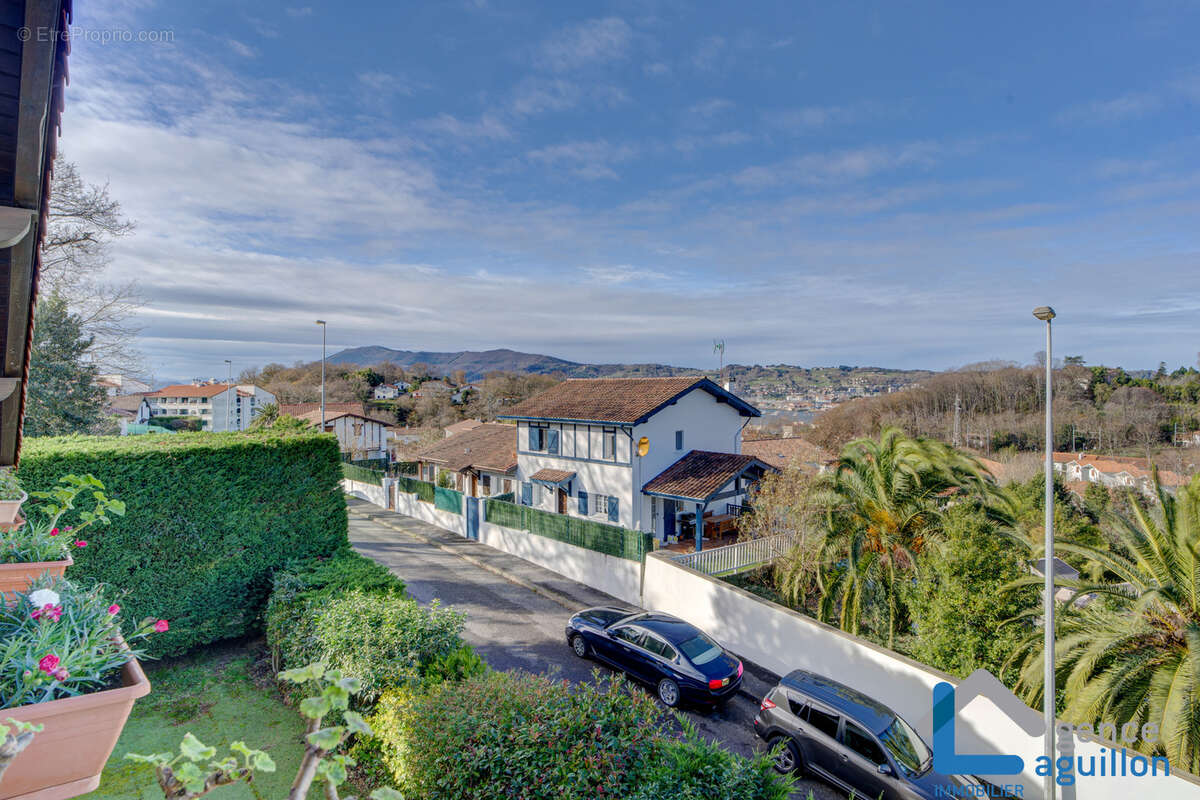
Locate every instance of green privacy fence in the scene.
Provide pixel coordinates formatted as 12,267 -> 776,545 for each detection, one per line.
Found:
342,462 -> 384,486
483,499 -> 652,562
434,487 -> 464,515
490,492 -> 515,503
397,475 -> 436,503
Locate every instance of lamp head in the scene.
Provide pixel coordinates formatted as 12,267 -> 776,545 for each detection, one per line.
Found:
315,319 -> 326,326
1032,306 -> 1056,322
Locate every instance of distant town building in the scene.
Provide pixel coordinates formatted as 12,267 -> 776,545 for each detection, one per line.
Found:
741,437 -> 836,474
1053,452 -> 1191,497
416,422 -> 517,498
293,409 -> 393,460
145,382 -> 275,432
96,374 -> 151,397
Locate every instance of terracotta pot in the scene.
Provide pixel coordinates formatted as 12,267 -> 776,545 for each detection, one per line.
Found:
0,554 -> 73,599
0,493 -> 26,526
0,656 -> 150,800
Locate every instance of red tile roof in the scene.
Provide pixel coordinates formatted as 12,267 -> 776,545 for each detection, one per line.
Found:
642,450 -> 775,502
529,468 -> 576,484
501,377 -> 758,424
280,402 -> 369,417
416,423 -> 517,474
1054,453 -> 1191,487
146,384 -> 231,398
740,437 -> 835,471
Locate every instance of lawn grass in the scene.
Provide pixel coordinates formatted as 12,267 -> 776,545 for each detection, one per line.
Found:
85,639 -> 313,800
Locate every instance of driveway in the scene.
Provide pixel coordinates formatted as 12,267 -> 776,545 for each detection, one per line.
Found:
347,501 -> 842,800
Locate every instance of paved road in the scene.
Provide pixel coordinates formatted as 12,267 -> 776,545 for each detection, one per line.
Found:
347,502 -> 842,800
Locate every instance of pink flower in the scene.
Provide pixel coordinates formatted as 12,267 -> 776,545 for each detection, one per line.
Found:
48,527 -> 58,536
53,668 -> 69,681
37,654 -> 59,675
74,540 -> 87,548
153,619 -> 169,633
107,604 -> 120,615
30,604 -> 62,622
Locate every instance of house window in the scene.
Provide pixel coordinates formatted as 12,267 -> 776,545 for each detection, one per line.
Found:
529,425 -> 560,455
675,430 -> 684,451
578,490 -> 588,515
504,479 -> 513,494
602,428 -> 616,460
482,475 -> 491,495
353,422 -> 364,436
607,496 -> 619,524
521,482 -> 533,505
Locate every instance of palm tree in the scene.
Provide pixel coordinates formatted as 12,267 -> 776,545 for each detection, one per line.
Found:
1007,473 -> 1200,772
821,427 -> 992,648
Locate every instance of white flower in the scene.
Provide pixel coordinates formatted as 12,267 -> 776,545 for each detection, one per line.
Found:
27,589 -> 60,608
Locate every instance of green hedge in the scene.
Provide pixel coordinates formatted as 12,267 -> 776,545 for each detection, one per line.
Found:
434,487 -> 463,514
19,432 -> 348,656
342,462 -> 384,485
397,475 -> 435,503
483,499 -> 653,561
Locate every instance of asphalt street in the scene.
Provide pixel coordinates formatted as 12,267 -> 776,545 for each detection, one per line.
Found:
347,501 -> 843,800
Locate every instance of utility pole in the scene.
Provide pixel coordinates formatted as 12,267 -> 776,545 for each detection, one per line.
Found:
1033,305 -> 1057,800
316,320 -> 327,429
952,393 -> 961,448
224,359 -> 232,432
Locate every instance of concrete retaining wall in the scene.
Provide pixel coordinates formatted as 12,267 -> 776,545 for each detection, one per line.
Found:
641,552 -> 1200,800
478,520 -> 642,606
393,487 -> 465,536
341,478 -> 388,508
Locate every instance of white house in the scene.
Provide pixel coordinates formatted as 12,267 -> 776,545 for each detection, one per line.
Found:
415,422 -> 517,498
1053,452 -> 1190,496
97,374 -> 151,397
296,409 -> 392,459
144,382 -> 276,432
499,377 -> 773,548
373,384 -> 401,400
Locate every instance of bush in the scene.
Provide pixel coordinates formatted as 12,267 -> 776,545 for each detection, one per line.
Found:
17,432 -> 347,656
367,670 -> 790,800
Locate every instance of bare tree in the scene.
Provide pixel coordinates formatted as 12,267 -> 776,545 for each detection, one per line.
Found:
42,155 -> 146,378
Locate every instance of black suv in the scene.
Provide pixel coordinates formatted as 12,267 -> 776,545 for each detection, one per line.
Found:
754,670 -> 986,800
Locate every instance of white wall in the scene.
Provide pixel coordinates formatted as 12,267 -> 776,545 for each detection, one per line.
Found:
641,552 -> 1200,800
479,520 -> 643,605
341,478 -> 388,507
392,487 -> 465,535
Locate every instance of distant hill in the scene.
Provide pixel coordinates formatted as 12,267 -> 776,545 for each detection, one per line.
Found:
325,346 -> 700,381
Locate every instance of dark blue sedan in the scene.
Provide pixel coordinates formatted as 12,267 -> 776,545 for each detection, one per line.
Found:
565,607 -> 743,708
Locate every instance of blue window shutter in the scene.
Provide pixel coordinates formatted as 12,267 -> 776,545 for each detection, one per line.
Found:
529,427 -> 541,451
675,430 -> 683,450
547,428 -> 559,455
607,496 -> 619,523
578,490 -> 588,515
521,482 -> 532,505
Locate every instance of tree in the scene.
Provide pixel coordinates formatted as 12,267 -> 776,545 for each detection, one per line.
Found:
24,293 -> 108,436
740,468 -> 827,612
42,156 -> 144,377
821,427 -> 991,648
1007,473 -> 1200,772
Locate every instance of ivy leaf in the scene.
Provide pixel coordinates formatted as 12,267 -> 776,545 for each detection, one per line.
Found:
306,726 -> 344,752
343,711 -> 372,736
249,751 -> 276,772
174,761 -> 207,794
179,732 -> 216,762
370,789 -> 405,800
323,683 -> 350,711
279,662 -> 325,684
299,695 -> 331,720
124,752 -> 172,766
316,756 -> 348,785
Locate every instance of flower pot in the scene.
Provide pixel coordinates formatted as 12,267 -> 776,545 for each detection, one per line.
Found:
0,655 -> 150,800
0,492 -> 26,526
0,553 -> 73,599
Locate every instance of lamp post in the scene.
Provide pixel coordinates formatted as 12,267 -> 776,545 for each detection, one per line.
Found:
315,320 -> 327,429
224,359 -> 232,431
1033,305 -> 1056,800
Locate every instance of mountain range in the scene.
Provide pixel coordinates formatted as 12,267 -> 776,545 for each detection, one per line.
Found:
325,346 -> 695,381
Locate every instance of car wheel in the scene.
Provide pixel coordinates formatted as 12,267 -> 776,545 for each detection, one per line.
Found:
657,678 -> 681,707
769,735 -> 803,775
570,634 -> 589,658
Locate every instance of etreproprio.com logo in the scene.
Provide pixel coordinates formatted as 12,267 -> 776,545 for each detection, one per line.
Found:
927,670 -> 1171,796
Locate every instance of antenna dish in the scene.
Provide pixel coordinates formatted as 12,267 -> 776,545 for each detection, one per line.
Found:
637,437 -> 650,457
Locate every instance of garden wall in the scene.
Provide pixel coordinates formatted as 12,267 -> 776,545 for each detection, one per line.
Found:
641,552 -> 1200,800
394,485 -> 465,536
20,432 -> 348,656
478,520 -> 642,605
342,477 -> 388,508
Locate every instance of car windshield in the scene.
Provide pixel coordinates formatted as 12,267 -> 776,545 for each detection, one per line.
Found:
879,716 -> 932,776
676,632 -> 722,665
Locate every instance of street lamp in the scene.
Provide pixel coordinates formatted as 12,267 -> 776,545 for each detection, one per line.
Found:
1032,305 -> 1056,800
224,359 -> 232,431
315,320 -> 327,429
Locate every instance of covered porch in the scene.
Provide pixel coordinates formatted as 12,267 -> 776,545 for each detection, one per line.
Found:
642,450 -> 775,552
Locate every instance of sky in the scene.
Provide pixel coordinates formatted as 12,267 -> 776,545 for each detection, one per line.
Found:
63,1 -> 1200,383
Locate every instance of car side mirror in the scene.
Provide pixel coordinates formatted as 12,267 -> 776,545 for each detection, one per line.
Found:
877,763 -> 892,776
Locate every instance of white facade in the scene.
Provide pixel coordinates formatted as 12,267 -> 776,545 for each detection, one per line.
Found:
512,386 -> 749,533
373,384 -> 401,400
326,414 -> 389,459
147,384 -> 276,431
97,374 -> 151,397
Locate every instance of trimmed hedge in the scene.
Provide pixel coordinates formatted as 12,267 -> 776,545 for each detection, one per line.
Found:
19,432 -> 348,656
342,462 -> 384,485
397,475 -> 435,503
433,487 -> 462,514
484,499 -> 653,562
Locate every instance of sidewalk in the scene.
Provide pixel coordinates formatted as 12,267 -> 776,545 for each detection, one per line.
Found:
345,497 -> 780,704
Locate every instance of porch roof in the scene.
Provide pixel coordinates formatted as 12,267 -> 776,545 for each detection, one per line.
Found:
528,468 -> 576,487
642,450 -> 775,504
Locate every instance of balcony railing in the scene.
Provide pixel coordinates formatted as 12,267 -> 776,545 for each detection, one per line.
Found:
671,531 -> 801,577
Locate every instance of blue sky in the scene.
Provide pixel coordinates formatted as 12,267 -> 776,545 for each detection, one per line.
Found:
67,1 -> 1200,382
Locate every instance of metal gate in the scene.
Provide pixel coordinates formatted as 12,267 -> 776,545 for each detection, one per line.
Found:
465,496 -> 479,540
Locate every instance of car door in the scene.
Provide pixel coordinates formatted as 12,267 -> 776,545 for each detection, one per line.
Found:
796,701 -> 843,782
835,720 -> 895,800
639,632 -> 679,684
607,625 -> 655,682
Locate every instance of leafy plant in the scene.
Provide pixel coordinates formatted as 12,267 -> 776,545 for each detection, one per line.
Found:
0,578 -> 168,707
128,663 -> 403,800
0,473 -> 125,563
0,470 -> 24,502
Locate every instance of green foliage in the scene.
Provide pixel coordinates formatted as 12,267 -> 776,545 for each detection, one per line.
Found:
0,470 -> 23,502
904,505 -> 1034,683
484,498 -> 653,561
0,578 -> 164,707
147,416 -> 204,432
343,462 -> 384,486
124,733 -> 274,798
419,645 -> 487,687
396,476 -> 435,503
435,471 -> 453,489
24,292 -> 108,437
0,473 -> 127,563
17,432 -> 348,656
367,670 -> 789,800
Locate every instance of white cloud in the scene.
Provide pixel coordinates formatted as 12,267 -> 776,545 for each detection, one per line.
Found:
537,17 -> 633,71
414,113 -> 512,141
226,38 -> 257,58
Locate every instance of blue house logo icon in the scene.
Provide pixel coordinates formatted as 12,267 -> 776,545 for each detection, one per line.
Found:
930,669 -> 1045,777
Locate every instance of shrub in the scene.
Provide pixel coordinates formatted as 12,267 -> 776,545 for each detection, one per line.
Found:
17,432 -> 348,656
367,670 -> 790,800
